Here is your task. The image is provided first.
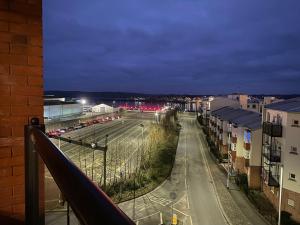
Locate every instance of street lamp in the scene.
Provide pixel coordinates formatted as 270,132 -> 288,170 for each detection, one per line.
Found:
278,165 -> 284,225
139,124 -> 145,165
155,112 -> 159,123
91,142 -> 97,181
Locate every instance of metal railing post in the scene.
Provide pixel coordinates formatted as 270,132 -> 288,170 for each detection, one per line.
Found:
25,117 -> 45,225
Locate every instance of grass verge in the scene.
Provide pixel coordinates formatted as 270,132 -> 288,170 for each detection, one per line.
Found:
107,112 -> 180,203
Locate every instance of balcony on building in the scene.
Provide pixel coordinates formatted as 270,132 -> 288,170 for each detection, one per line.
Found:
231,136 -> 237,144
263,122 -> 282,137
268,172 -> 280,187
244,142 -> 251,150
263,145 -> 281,163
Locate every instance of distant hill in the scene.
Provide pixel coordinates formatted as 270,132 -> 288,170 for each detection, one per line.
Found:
44,90 -> 151,99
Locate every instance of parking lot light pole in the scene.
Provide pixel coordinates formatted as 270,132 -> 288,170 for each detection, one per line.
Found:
278,165 -> 284,225
103,134 -> 109,190
139,123 -> 144,152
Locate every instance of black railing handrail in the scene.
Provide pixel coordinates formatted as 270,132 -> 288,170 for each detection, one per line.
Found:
263,121 -> 282,125
25,120 -> 135,225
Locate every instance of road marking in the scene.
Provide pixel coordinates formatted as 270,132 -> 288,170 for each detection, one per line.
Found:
172,207 -> 189,217
135,211 -> 160,221
186,192 -> 190,209
148,194 -> 172,206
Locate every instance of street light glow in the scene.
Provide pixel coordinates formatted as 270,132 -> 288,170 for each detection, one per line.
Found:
81,99 -> 87,105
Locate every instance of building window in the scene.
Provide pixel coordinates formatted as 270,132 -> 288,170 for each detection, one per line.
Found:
252,104 -> 256,109
288,199 -> 295,208
289,173 -> 296,181
292,120 -> 299,127
290,146 -> 298,155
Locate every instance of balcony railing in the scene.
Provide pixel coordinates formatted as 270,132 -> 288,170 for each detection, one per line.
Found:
231,136 -> 237,144
268,172 -> 280,187
262,167 -> 280,187
263,145 -> 281,163
25,118 -> 135,225
263,122 -> 282,137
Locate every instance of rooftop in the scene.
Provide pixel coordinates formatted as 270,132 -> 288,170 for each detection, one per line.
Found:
265,97 -> 300,112
44,100 -> 79,106
211,107 -> 262,130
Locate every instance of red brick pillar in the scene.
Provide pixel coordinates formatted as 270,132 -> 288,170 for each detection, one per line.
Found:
0,0 -> 43,223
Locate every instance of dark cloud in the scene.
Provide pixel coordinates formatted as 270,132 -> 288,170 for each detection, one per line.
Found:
44,0 -> 300,94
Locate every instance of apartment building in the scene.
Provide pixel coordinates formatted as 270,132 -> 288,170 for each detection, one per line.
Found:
200,96 -> 240,125
210,107 -> 262,189
247,96 -> 281,114
261,98 -> 300,221
247,98 -> 261,113
228,93 -> 248,109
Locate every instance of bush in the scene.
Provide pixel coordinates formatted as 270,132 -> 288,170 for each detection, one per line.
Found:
281,211 -> 300,225
236,173 -> 249,195
107,116 -> 179,203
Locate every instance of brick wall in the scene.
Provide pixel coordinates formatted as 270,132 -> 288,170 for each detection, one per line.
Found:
248,166 -> 261,189
0,0 -> 43,223
264,184 -> 300,222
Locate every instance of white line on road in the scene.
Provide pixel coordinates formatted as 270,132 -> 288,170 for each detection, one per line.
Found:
135,211 -> 160,221
172,207 -> 190,217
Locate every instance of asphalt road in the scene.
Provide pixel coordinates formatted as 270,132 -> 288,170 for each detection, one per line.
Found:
119,115 -> 227,225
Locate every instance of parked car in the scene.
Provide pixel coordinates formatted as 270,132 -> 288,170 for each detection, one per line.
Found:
47,131 -> 61,138
92,120 -> 99,124
67,127 -> 75,132
74,125 -> 83,130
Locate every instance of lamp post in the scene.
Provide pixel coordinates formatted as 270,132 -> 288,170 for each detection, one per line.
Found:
278,165 -> 284,225
80,98 -> 87,116
91,142 -> 97,181
155,112 -> 159,124
103,134 -> 109,190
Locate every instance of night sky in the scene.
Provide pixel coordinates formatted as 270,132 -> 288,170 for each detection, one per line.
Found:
43,0 -> 300,95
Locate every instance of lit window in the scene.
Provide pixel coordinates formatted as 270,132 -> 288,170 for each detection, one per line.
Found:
290,146 -> 298,155
289,173 -> 296,181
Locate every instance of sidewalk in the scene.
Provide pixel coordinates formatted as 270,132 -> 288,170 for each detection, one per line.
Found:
196,123 -> 269,225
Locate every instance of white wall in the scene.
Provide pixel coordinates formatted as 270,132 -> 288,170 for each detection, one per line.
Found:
264,108 -> 300,194
284,112 -> 300,193
250,128 -> 262,166
44,104 -> 82,119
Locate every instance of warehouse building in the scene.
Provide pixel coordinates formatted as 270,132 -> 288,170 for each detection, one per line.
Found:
44,100 -> 83,119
